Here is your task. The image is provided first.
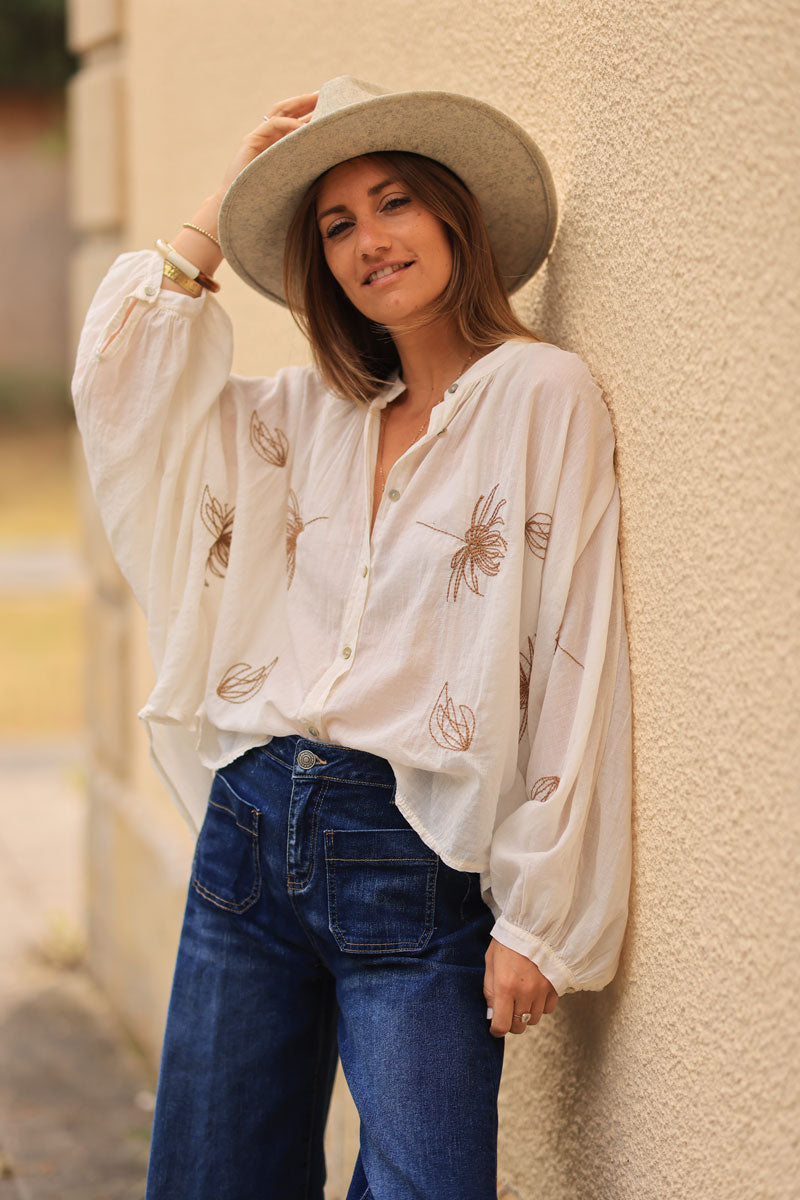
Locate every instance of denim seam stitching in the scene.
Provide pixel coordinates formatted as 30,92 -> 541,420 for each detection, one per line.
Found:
301,977 -> 335,1200
287,779 -> 329,891
325,833 -> 438,951
191,811 -> 262,913
206,794 -> 259,835
326,857 -> 435,864
257,745 -> 293,771
301,774 -> 393,788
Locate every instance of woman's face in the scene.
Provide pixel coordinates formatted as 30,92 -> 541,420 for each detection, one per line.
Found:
315,156 -> 453,329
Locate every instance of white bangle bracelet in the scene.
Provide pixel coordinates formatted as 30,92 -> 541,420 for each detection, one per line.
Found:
155,238 -> 200,280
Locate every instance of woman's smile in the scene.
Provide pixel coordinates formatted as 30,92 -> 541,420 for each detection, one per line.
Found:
362,260 -> 415,286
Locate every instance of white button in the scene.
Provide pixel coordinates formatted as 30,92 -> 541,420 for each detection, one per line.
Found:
144,286 -> 156,296
308,725 -> 320,738
447,384 -> 458,394
361,565 -> 368,577
342,646 -> 352,660
388,489 -> 400,502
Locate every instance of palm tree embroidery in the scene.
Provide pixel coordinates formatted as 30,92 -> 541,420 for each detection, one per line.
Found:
200,485 -> 234,586
417,484 -> 507,601
286,490 -> 328,589
429,682 -> 476,752
519,635 -> 535,741
217,657 -> 278,704
530,775 -> 560,803
525,512 -> 552,559
250,411 -> 289,466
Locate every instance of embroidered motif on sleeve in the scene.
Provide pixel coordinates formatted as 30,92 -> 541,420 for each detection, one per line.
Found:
200,485 -> 234,586
519,635 -> 535,741
286,490 -> 329,589
524,512 -> 552,559
428,682 -> 476,752
216,657 -> 278,703
530,775 -> 560,803
417,484 -> 508,601
555,629 -> 585,670
250,411 -> 288,466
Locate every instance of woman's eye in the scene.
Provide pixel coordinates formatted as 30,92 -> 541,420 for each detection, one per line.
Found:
325,219 -> 352,239
382,195 -> 411,212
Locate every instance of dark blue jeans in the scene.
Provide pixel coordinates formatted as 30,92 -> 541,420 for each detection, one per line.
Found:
145,736 -> 503,1200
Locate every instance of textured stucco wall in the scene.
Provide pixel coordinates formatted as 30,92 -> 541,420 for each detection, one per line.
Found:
72,0 -> 799,1196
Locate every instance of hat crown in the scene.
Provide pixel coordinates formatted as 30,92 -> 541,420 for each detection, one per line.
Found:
314,75 -> 390,121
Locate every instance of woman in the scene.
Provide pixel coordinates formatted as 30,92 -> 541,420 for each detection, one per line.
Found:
73,77 -> 632,1200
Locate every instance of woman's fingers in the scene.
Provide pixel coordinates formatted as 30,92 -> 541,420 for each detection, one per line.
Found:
483,938 -> 558,1037
264,91 -> 319,120
217,100 -> 317,196
543,989 -> 559,1016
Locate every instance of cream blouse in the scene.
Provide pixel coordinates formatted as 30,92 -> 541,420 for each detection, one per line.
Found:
72,249 -> 633,996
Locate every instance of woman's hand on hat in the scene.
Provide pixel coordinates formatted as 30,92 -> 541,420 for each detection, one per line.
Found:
214,92 -> 319,201
161,92 -> 319,292
483,937 -> 558,1037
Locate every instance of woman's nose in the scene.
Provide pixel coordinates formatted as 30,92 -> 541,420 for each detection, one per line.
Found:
356,217 -> 389,257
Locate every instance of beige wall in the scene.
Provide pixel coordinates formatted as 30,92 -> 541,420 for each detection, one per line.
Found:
69,0 -> 799,1196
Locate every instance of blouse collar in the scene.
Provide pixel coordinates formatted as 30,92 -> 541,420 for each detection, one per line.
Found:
368,339 -> 531,416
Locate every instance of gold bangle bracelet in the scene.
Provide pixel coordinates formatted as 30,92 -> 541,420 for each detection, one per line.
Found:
162,259 -> 203,297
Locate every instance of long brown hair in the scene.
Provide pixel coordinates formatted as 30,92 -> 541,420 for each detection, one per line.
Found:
283,151 -> 538,406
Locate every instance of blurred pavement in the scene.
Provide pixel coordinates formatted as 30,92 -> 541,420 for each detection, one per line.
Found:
0,745 -> 153,1200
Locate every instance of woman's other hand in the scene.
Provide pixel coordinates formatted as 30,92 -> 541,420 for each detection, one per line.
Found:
483,937 -> 558,1037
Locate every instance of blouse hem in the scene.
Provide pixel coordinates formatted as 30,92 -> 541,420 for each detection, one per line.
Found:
393,787 -> 488,875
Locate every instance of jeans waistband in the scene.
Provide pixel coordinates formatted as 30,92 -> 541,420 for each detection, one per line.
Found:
257,735 -> 396,788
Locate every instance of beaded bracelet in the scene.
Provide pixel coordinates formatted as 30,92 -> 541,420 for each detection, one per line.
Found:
182,222 -> 221,248
155,238 -> 220,293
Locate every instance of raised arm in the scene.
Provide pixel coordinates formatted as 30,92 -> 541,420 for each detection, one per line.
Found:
160,92 -> 318,297
71,92 -> 319,639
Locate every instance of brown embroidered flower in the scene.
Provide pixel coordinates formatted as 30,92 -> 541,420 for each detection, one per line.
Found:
417,484 -> 508,602
250,411 -> 288,466
286,490 -> 329,589
519,635 -> 535,741
555,629 -> 585,670
525,512 -> 552,559
530,775 -> 560,803
216,657 -> 277,704
200,485 -> 234,584
429,682 -> 476,752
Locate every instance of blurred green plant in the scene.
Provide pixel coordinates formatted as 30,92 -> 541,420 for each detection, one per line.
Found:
0,367 -> 72,425
0,0 -> 75,92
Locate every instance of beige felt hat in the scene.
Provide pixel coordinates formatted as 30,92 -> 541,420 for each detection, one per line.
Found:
218,75 -> 558,307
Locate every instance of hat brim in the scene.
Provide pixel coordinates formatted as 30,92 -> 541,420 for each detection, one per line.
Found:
218,90 -> 557,307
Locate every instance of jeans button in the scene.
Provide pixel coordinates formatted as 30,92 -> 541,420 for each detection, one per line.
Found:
296,750 -> 317,770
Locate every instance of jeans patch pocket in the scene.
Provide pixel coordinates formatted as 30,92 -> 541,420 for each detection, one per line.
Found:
192,772 -> 261,914
324,828 -> 438,953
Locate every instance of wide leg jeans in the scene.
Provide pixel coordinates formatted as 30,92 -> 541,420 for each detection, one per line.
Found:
144,736 -> 504,1200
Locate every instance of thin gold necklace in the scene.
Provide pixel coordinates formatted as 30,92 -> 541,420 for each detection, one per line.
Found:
376,346 -> 479,495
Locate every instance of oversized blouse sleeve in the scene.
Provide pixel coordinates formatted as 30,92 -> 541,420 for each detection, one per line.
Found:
488,382 -> 633,995
71,250 -> 285,686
